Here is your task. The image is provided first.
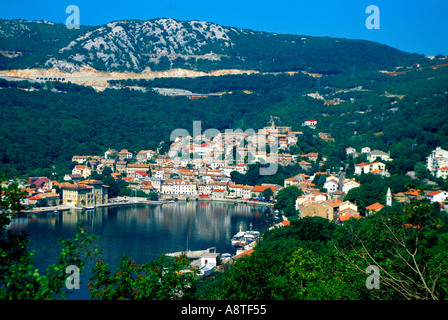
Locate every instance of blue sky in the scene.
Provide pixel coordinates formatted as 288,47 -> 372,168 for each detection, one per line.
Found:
1,0 -> 447,55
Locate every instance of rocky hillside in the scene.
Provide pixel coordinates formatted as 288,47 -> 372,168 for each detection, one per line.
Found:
45,19 -> 241,73
0,18 -> 424,74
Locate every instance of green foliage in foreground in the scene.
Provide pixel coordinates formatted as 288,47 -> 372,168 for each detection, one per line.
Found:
88,254 -> 197,300
198,200 -> 448,300
0,182 -> 99,299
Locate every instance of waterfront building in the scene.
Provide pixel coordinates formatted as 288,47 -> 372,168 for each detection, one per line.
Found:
61,179 -> 109,207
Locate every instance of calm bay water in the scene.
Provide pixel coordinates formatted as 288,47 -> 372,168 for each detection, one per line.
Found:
7,201 -> 273,300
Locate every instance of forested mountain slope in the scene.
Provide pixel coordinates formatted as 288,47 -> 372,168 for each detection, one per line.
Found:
0,60 -> 446,177
0,18 -> 426,73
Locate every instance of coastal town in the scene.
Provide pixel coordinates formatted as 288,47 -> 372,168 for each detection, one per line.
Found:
1,7 -> 447,302
4,121 -> 448,229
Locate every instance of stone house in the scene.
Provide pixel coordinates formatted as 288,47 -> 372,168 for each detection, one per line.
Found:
61,179 -> 108,207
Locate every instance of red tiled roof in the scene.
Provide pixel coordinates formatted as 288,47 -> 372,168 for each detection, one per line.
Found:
252,185 -> 277,192
405,189 -> 421,196
51,180 -> 63,187
428,190 -> 445,196
233,249 -> 254,259
40,192 -> 59,198
366,202 -> 385,211
79,179 -> 102,184
61,183 -> 92,190
339,209 -> 360,221
355,162 -> 369,167
325,199 -> 342,208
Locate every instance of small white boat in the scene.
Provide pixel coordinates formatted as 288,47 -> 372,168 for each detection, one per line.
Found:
85,206 -> 95,210
231,223 -> 260,247
231,225 -> 246,246
198,263 -> 214,277
244,230 -> 260,242
231,233 -> 245,246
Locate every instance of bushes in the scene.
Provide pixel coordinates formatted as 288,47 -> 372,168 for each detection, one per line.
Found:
206,200 -> 448,300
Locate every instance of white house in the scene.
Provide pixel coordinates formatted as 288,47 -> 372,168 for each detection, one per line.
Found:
104,149 -> 117,159
427,190 -> 448,203
339,200 -> 358,212
228,184 -> 253,199
355,161 -> 387,176
345,147 -> 357,156
324,179 -> 339,194
368,150 -> 392,162
72,165 -> 91,179
302,119 -> 317,127
295,192 -> 327,210
136,150 -> 155,162
427,147 -> 448,176
343,179 -> 361,194
200,252 -> 220,267
153,171 -> 165,179
436,167 -> 448,179
370,161 -> 387,173
361,147 -> 371,154
211,189 -> 227,200
161,180 -> 197,195
355,162 -> 370,175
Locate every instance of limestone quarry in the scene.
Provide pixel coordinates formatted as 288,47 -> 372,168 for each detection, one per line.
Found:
0,66 -> 260,88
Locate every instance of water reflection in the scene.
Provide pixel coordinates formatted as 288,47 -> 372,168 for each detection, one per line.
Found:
7,201 -> 273,299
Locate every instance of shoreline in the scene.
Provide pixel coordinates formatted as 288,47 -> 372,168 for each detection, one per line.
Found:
23,196 -> 274,214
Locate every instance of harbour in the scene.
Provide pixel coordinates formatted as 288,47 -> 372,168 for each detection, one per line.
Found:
22,196 -> 274,215
7,200 -> 275,299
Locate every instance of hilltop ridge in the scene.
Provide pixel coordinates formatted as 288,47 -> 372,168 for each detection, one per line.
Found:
0,18 -> 425,74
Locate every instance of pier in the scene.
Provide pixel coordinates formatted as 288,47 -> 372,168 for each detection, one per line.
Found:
23,197 -> 164,214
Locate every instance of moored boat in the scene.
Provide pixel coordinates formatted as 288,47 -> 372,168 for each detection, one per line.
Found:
198,263 -> 214,277
231,223 -> 260,247
231,225 -> 246,246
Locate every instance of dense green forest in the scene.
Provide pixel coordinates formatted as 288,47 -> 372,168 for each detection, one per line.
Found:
1,58 -> 447,180
193,198 -> 448,300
